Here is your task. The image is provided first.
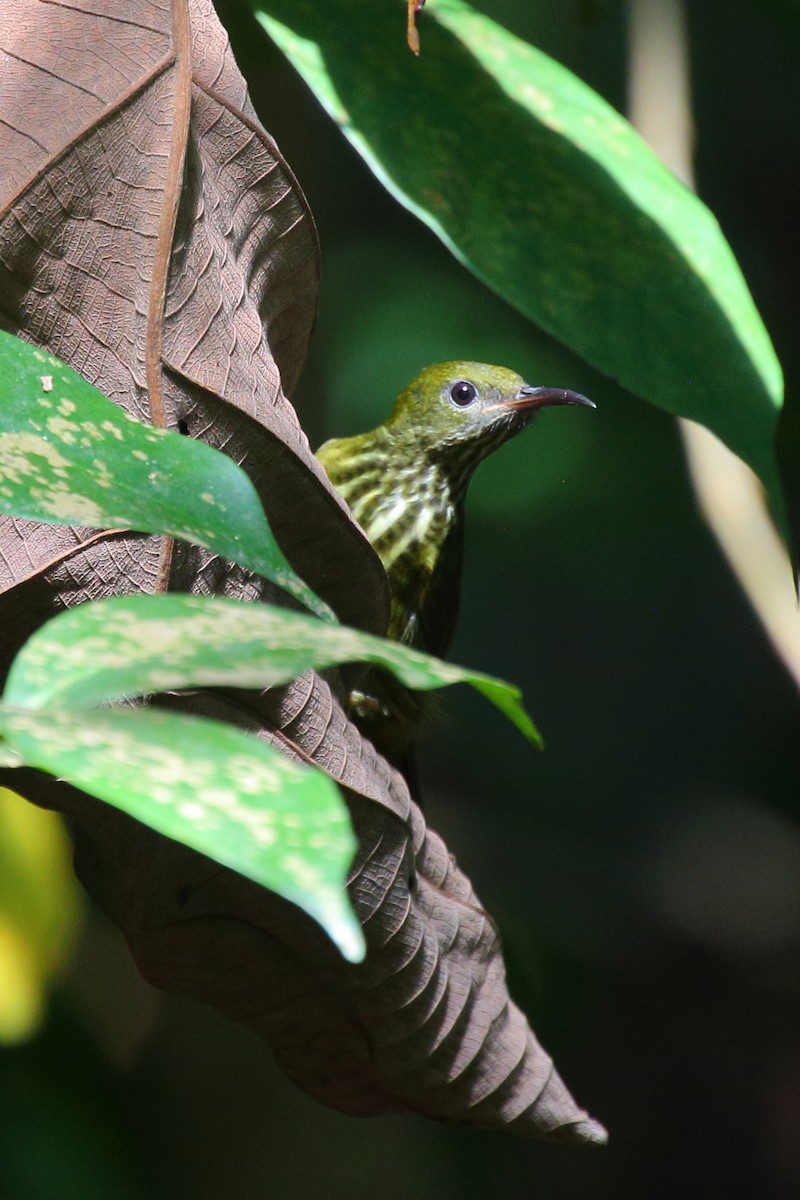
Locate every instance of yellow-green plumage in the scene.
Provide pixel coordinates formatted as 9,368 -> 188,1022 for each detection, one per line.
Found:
317,361 -> 592,776
318,361 -> 593,662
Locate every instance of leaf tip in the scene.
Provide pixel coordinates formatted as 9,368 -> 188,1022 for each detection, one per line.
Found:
563,1116 -> 609,1146
323,900 -> 366,963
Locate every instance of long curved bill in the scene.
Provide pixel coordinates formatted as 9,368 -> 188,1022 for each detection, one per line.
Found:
506,385 -> 596,411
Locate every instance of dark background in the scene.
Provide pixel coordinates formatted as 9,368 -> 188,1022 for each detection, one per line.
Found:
3,1 -> 800,1196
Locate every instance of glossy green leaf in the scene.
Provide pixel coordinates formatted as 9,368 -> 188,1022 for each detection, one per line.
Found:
0,744 -> 22,767
255,0 -> 784,512
0,705 -> 363,962
4,593 -> 541,745
0,332 -> 332,621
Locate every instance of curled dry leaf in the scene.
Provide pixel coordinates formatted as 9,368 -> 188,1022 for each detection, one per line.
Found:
0,0 -> 604,1144
0,0 -> 387,645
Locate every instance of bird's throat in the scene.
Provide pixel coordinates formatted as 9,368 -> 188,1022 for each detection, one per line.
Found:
330,446 -> 464,644
342,452 -> 457,562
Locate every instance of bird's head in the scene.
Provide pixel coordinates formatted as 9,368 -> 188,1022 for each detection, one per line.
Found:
384,361 -> 594,469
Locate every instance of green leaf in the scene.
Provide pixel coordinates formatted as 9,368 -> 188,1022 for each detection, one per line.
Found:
254,0 -> 784,513
0,332 -> 332,621
0,705 -> 363,962
3,593 -> 541,745
0,745 -> 23,767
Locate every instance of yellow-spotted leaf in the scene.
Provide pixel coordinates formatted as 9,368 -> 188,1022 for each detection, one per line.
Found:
0,708 -> 363,963
4,593 -> 540,745
0,332 -> 332,621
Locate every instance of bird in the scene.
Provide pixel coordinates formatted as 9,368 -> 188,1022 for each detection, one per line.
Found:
317,360 -> 594,770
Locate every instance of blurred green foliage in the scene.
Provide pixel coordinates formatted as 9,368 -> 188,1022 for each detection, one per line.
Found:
0,790 -> 83,1044
3,1 -> 800,1198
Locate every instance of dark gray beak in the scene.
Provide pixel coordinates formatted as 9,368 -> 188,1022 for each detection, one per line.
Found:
507,385 -> 596,411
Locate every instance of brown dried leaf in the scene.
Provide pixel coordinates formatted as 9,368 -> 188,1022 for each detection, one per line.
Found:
0,0 -> 387,636
0,0 -> 605,1145
407,0 -> 425,55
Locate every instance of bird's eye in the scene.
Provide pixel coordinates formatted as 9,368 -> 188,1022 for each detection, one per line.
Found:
449,380 -> 478,407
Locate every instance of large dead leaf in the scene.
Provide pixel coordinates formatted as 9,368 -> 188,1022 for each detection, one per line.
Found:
0,0 -> 604,1143
0,0 -> 386,641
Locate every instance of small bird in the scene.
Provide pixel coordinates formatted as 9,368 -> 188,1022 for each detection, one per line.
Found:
317,361 -> 594,768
